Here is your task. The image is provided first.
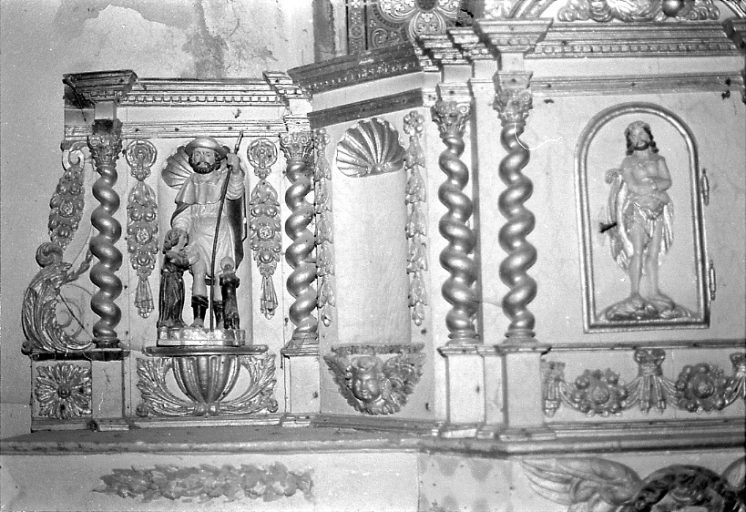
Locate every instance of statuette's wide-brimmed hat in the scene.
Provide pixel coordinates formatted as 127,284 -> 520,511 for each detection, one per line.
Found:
184,137 -> 229,159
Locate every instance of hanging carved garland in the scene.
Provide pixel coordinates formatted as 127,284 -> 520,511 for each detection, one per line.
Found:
403,111 -> 428,327
247,138 -> 281,319
125,140 -> 159,318
48,142 -> 88,250
314,129 -> 335,327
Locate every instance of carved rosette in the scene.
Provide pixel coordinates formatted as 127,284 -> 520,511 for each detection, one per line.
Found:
136,352 -> 278,417
280,131 -> 318,346
34,363 -> 92,419
125,140 -> 158,318
314,129 -> 336,327
247,138 -> 281,319
404,111 -> 429,327
431,99 -> 479,344
558,0 -> 720,22
324,344 -> 425,415
543,349 -> 746,416
674,363 -> 729,412
98,463 -> 313,502
523,457 -> 745,512
377,0 -> 461,42
48,142 -> 88,249
88,119 -> 124,347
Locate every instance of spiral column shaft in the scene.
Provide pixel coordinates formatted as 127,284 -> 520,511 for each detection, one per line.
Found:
88,119 -> 124,347
280,131 -> 318,346
431,99 -> 479,344
494,72 -> 537,340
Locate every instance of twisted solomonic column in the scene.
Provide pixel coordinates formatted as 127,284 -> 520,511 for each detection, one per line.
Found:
431,98 -> 479,344
494,72 -> 537,341
88,119 -> 124,348
280,131 -> 318,346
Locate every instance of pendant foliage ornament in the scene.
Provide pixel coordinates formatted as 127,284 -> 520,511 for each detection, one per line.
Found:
34,363 -> 92,419
125,140 -> 159,318
247,138 -> 281,319
48,142 -> 88,250
314,129 -> 336,327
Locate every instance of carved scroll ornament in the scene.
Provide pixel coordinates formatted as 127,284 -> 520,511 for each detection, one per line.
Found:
523,457 -> 745,512
324,344 -> 425,415
336,118 -> 406,178
247,138 -> 281,319
98,463 -> 312,502
543,349 -> 746,416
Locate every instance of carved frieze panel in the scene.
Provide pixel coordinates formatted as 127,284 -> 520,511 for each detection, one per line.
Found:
557,0 -> 720,22
543,349 -> 746,416
576,103 -> 709,331
97,463 -> 312,502
324,344 -> 425,415
523,456 -> 745,512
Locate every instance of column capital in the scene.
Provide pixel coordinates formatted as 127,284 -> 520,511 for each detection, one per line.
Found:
494,71 -> 533,124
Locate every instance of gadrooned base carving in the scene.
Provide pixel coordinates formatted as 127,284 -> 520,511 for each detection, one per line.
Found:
324,344 -> 425,415
137,347 -> 277,417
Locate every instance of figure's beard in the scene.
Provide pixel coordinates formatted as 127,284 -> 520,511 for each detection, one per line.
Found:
191,160 -> 221,174
633,140 -> 650,151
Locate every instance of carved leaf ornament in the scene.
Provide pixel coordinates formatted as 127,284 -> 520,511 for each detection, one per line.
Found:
557,0 -> 720,21
336,118 -> 406,178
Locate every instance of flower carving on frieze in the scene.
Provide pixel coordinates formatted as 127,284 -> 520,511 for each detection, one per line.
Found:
569,369 -> 628,416
34,363 -> 92,419
324,344 -> 425,415
674,363 -> 729,412
378,0 -> 462,42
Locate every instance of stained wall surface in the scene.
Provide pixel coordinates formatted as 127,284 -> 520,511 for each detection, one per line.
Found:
0,0 -> 315,438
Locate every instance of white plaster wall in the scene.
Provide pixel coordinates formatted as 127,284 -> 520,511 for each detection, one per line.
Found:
0,0 -> 315,438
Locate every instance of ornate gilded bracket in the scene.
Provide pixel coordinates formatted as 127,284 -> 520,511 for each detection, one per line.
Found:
523,456 -> 745,512
247,138 -> 281,319
125,140 -> 158,318
324,344 -> 425,415
404,111 -> 429,327
543,349 -> 746,416
314,129 -> 335,327
431,90 -> 480,344
136,349 -> 278,417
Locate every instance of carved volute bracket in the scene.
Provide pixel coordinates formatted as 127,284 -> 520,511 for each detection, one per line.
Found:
493,71 -> 537,341
431,85 -> 480,345
280,122 -> 318,348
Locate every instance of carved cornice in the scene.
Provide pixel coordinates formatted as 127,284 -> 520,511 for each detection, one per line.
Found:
448,27 -> 494,61
417,34 -> 469,66
531,22 -> 741,58
262,71 -> 308,103
121,79 -> 284,106
288,43 -> 422,95
309,89 -> 429,129
476,19 -> 553,54
532,72 -> 745,96
724,18 -> 746,49
63,70 -> 137,108
64,121 -> 286,142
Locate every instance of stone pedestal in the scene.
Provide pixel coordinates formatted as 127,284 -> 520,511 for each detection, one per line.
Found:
438,346 -> 484,437
281,345 -> 320,423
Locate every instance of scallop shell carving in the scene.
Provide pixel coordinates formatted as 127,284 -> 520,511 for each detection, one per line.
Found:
336,118 -> 406,178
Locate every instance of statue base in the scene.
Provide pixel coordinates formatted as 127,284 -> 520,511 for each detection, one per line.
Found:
157,327 -> 246,347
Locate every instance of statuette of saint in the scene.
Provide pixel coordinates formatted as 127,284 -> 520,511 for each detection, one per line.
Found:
603,121 -> 691,321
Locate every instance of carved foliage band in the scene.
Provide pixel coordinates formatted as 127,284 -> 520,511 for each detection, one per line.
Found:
404,111 -> 429,327
494,72 -> 537,340
324,344 -> 425,415
543,349 -> 746,417
431,100 -> 479,344
136,353 -> 278,417
125,140 -> 158,318
558,0 -> 720,22
314,129 -> 335,327
98,463 -> 313,502
247,138 -> 281,319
